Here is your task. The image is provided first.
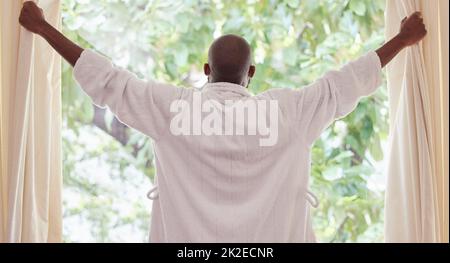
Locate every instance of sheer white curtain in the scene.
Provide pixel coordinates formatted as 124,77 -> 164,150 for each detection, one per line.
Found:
0,0 -> 62,242
385,0 -> 449,243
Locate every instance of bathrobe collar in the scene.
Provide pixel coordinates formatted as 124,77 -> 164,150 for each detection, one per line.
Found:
202,82 -> 251,97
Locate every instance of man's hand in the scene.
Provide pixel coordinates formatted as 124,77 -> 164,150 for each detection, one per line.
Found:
397,12 -> 427,46
19,1 -> 46,35
18,1 -> 83,66
376,11 -> 427,68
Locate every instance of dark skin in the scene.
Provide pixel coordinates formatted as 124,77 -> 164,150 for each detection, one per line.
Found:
18,2 -> 83,67
19,1 -> 426,84
205,34 -> 255,87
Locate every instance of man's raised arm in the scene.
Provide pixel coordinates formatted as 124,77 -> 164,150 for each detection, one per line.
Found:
19,1 -> 83,66
376,11 -> 427,68
292,11 -> 427,144
18,1 -> 184,141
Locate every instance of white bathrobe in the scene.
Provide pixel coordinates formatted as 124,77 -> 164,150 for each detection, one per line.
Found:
73,49 -> 382,242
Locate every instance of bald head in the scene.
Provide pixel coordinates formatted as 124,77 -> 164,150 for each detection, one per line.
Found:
205,34 -> 255,86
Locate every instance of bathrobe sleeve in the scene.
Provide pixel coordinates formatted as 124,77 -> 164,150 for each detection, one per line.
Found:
73,49 -> 183,140
294,51 -> 382,145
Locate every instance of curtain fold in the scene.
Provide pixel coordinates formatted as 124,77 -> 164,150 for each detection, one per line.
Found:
385,0 -> 449,243
0,0 -> 62,243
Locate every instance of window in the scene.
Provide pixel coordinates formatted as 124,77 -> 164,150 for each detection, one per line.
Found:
61,0 -> 388,242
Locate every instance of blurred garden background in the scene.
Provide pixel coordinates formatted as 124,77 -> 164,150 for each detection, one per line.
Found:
61,0 -> 388,242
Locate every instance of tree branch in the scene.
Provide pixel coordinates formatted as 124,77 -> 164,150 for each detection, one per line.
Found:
330,216 -> 349,243
92,105 -> 129,146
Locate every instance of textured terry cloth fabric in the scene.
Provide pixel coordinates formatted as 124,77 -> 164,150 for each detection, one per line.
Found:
73,49 -> 381,242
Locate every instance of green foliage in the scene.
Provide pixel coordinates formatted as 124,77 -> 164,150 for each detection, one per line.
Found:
62,0 -> 388,242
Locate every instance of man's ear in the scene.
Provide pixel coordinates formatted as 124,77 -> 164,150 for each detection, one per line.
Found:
248,65 -> 256,78
204,63 -> 211,76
